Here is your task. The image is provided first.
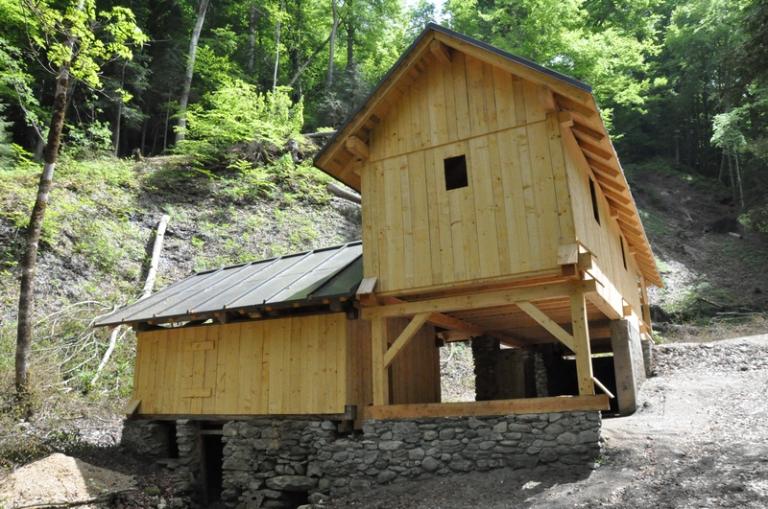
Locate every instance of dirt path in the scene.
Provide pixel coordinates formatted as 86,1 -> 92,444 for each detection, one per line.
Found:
337,334 -> 768,508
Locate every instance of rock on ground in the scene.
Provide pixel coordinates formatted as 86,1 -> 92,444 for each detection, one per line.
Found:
0,453 -> 136,508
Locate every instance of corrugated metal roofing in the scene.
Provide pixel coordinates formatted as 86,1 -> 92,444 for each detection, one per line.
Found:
94,241 -> 363,327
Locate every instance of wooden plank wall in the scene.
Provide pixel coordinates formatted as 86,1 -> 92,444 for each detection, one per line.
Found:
133,314 -> 349,416
563,144 -> 643,315
346,319 -> 441,407
362,53 -> 575,294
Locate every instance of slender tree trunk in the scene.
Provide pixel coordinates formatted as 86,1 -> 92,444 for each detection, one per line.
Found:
247,4 -> 258,74
113,62 -> 126,157
346,22 -> 355,70
272,1 -> 284,90
288,31 -> 333,87
726,151 -> 736,204
163,98 -> 170,152
16,55 -> 73,404
718,151 -> 726,184
734,152 -> 745,210
140,118 -> 147,156
175,0 -> 209,143
326,0 -> 339,89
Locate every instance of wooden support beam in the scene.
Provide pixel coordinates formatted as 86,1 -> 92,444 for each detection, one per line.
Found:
578,138 -> 613,161
517,301 -> 575,352
570,291 -> 595,396
429,39 -> 452,64
572,120 -> 605,141
362,281 -> 597,320
383,313 -> 430,367
558,111 -> 574,127
539,85 -> 557,112
602,186 -> 633,206
362,395 -> 610,420
356,276 -> 378,306
345,135 -> 369,160
586,156 -> 620,178
555,93 -> 596,117
593,173 -> 626,193
371,317 -> 389,405
557,243 -> 579,265
592,376 -> 615,399
640,277 -> 652,330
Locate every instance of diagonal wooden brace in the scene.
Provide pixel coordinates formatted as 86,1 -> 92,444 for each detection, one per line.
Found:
383,313 -> 430,368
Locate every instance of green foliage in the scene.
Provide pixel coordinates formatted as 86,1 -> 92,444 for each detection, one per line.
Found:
446,0 -> 657,117
23,0 -> 147,89
63,119 -> 114,159
176,80 -> 303,162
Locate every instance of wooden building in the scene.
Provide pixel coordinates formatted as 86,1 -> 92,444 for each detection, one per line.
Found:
96,24 -> 660,423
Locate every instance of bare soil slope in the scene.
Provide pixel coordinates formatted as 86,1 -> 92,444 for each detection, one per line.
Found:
627,165 -> 768,319
335,333 -> 768,508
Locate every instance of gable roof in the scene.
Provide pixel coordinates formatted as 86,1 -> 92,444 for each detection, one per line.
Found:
94,242 -> 363,327
314,23 -> 662,287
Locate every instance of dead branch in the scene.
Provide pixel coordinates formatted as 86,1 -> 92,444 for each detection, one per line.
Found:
90,214 -> 169,386
327,183 -> 361,204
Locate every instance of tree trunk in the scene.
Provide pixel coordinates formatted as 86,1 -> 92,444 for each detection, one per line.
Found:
288,31 -> 333,88
175,0 -> 209,143
346,22 -> 355,70
16,56 -> 73,404
272,0 -> 284,90
734,152 -> 745,210
113,62 -> 126,157
326,0 -> 339,89
726,151 -> 737,205
246,4 -> 260,74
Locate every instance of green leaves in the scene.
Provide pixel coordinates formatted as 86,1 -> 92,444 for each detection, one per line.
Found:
22,0 -> 147,89
176,80 -> 304,162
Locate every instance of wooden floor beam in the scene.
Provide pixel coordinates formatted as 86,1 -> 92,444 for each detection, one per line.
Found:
363,395 -> 610,420
362,280 -> 597,320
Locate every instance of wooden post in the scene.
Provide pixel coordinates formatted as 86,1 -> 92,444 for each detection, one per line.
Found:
570,291 -> 595,395
371,317 -> 390,405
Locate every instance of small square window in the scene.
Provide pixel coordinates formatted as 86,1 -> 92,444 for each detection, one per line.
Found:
444,155 -> 468,190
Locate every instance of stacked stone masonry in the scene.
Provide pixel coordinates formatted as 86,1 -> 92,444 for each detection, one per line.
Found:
219,412 -> 601,508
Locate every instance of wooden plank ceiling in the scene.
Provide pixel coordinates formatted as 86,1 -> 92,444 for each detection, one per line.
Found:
313,24 -> 662,287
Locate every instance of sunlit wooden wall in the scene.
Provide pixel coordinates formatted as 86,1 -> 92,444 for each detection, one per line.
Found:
133,314 -> 350,416
361,53 -> 575,294
133,314 -> 441,416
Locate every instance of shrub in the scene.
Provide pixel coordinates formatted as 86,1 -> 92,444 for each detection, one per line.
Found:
176,80 -> 303,163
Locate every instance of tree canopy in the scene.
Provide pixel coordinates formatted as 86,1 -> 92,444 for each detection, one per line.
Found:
0,0 -> 766,225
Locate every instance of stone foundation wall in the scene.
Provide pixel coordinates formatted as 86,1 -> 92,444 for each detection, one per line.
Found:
221,412 -> 601,508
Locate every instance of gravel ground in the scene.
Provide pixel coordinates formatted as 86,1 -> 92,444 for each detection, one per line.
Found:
334,333 -> 768,508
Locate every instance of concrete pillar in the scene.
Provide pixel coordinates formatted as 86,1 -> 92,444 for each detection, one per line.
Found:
471,335 -> 500,401
610,319 -> 644,415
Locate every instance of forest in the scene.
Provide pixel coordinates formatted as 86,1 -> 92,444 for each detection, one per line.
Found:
1,0 -> 768,411
0,0 -> 765,212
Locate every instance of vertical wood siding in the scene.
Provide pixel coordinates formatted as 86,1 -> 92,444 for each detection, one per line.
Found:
563,143 -> 643,315
134,314 -> 348,415
362,54 -> 575,293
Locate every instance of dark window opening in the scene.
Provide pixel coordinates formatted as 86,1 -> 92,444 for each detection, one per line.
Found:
444,155 -> 468,190
620,236 -> 627,270
200,426 -> 224,504
155,421 -> 178,458
589,178 -> 600,225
